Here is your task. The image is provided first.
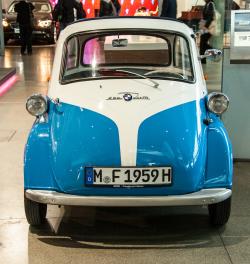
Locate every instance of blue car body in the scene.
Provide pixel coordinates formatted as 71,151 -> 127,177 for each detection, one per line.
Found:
24,18 -> 233,214
24,99 -> 233,194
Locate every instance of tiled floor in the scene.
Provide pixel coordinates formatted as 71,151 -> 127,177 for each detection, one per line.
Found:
0,46 -> 249,264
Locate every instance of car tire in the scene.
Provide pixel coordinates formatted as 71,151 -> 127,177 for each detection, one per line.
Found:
24,195 -> 47,226
208,197 -> 231,226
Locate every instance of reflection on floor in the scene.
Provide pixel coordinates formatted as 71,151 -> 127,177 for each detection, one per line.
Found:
0,46 -> 249,264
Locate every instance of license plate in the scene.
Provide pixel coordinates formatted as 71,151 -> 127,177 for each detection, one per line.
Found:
14,28 -> 20,34
85,167 -> 172,187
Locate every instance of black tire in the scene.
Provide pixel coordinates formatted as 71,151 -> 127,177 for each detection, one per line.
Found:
208,197 -> 231,226
24,195 -> 47,226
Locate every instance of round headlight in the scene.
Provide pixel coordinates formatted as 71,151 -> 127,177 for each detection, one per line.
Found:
2,20 -> 9,27
38,19 -> 52,28
26,94 -> 47,116
207,92 -> 229,115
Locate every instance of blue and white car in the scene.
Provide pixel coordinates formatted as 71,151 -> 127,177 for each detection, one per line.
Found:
24,17 -> 233,226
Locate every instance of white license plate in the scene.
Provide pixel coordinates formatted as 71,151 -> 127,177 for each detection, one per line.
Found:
14,28 -> 20,34
85,167 -> 172,186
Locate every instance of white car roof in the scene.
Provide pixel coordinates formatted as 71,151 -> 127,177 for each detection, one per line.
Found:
58,17 -> 194,41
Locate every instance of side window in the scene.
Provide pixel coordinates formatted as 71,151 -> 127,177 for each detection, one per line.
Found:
66,36 -> 79,70
173,36 -> 192,76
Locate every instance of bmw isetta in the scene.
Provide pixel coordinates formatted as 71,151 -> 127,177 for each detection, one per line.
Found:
24,17 -> 232,226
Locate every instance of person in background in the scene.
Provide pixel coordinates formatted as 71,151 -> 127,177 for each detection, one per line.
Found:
95,0 -> 121,17
160,0 -> 177,19
199,0 -> 215,64
53,0 -> 86,32
157,0 -> 163,16
111,0 -> 121,16
134,6 -> 151,16
76,1 -> 86,20
14,0 -> 34,55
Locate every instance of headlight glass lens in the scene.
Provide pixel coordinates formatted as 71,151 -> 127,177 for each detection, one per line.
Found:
207,93 -> 229,115
2,20 -> 9,27
38,20 -> 52,28
26,95 -> 47,116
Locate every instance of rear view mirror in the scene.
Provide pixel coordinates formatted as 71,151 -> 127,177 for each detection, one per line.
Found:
2,9 -> 6,14
112,38 -> 128,48
199,49 -> 223,62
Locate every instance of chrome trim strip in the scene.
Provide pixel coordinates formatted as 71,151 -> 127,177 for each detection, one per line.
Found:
25,188 -> 232,207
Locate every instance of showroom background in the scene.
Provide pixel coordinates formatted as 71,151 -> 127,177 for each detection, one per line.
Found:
1,0 -> 243,17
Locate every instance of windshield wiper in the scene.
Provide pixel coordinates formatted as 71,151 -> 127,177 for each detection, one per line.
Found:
144,70 -> 189,81
114,69 -> 159,88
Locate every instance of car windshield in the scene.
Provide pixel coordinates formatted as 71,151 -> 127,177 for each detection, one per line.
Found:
62,30 -> 194,84
8,2 -> 51,13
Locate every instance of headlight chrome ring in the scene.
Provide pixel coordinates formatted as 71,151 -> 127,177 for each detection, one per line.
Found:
26,94 -> 48,117
207,92 -> 229,115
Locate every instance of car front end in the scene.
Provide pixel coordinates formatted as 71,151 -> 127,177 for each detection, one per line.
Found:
3,0 -> 56,44
23,17 -> 233,227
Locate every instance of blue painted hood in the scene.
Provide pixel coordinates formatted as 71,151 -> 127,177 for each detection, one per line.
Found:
49,103 -> 121,192
48,99 -> 208,195
137,99 -> 208,193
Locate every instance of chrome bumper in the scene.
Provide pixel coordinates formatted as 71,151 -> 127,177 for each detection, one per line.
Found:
25,188 -> 232,207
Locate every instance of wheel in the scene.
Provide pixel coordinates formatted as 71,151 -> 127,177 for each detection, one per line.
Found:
24,194 -> 47,226
208,197 -> 231,226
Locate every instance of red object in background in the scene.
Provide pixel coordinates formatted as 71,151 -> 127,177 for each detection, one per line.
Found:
82,0 -> 97,18
49,0 -> 158,18
50,0 -> 57,8
83,0 -> 158,18
119,0 -> 158,16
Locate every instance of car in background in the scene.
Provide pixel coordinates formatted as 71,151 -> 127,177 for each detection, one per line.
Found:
24,17 -> 233,227
2,0 -> 56,44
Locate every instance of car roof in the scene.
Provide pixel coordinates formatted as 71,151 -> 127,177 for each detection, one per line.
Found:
8,0 -> 52,11
59,17 -> 194,41
28,0 -> 51,2
10,0 -> 51,4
